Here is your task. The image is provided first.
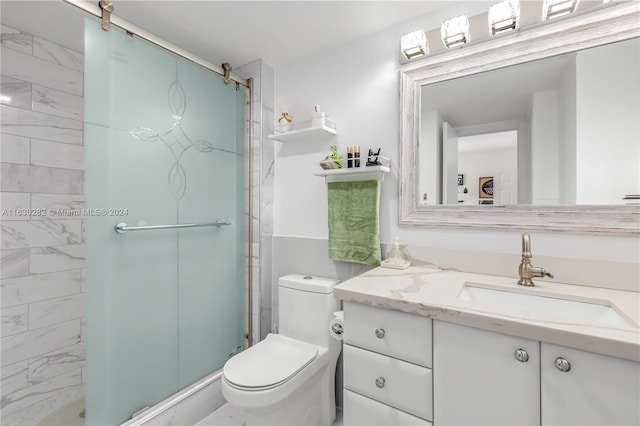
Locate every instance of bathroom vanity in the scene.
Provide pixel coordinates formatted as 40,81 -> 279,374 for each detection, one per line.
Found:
335,267 -> 640,426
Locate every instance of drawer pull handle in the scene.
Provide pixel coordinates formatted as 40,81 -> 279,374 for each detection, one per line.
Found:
375,377 -> 386,388
514,349 -> 529,362
375,328 -> 385,339
555,357 -> 571,372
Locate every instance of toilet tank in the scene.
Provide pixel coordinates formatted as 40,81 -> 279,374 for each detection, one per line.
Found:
278,274 -> 339,347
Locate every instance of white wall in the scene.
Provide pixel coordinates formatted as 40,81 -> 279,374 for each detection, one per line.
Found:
274,2 -> 639,264
558,56 -> 577,204
458,138 -> 517,205
576,38 -> 640,204
419,110 -> 442,205
530,90 -> 560,204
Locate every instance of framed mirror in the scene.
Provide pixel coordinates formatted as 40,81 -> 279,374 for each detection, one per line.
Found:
399,2 -> 639,235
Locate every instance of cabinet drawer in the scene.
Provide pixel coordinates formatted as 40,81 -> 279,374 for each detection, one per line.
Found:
344,344 -> 432,421
344,301 -> 432,367
344,390 -> 432,426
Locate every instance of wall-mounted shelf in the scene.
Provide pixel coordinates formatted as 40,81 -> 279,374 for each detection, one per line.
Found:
314,165 -> 390,183
268,116 -> 337,143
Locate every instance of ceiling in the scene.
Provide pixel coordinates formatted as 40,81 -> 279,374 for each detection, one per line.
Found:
421,53 -> 575,128
459,131 -> 518,153
1,0 -> 456,68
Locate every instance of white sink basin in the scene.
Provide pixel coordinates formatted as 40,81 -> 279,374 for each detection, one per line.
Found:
458,284 -> 638,330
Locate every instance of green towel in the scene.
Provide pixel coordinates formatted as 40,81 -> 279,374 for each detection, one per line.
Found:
328,180 -> 381,266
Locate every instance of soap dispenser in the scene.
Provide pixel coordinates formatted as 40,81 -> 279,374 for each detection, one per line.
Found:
381,237 -> 411,270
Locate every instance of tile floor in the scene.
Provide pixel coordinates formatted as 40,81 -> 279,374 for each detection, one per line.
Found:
196,404 -> 343,426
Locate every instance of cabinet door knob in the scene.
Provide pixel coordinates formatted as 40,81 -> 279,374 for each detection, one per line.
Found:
554,357 -> 571,372
375,377 -> 386,388
514,348 -> 529,362
375,328 -> 386,339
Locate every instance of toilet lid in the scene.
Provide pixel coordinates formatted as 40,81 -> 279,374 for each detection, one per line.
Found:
223,334 -> 318,389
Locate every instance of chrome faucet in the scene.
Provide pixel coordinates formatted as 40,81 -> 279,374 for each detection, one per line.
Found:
518,233 -> 553,286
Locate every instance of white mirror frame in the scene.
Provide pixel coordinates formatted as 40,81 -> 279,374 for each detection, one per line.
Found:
399,2 -> 640,235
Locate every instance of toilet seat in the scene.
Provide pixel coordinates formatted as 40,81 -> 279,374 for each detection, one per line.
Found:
223,334 -> 319,391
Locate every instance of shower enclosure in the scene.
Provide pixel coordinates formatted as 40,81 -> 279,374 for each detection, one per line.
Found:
84,18 -> 249,425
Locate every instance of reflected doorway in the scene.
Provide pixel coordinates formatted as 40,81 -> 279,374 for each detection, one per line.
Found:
456,130 -> 518,206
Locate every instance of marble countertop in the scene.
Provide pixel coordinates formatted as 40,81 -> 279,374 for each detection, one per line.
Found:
334,266 -> 640,361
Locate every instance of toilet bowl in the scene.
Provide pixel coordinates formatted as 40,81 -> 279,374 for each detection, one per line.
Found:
221,274 -> 341,426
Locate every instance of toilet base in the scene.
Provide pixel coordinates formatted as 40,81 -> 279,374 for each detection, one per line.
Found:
225,367 -> 336,426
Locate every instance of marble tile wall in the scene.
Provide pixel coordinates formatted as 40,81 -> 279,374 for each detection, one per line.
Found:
237,59 -> 275,343
0,24 -> 85,425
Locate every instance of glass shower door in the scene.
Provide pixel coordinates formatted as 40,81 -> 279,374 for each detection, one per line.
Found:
84,18 -> 247,425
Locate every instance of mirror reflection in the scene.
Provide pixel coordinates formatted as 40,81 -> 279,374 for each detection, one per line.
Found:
419,37 -> 640,206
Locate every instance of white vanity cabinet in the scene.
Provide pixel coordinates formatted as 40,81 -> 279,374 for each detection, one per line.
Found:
541,343 -> 640,425
433,320 -> 541,426
342,302 -> 433,425
433,320 -> 640,426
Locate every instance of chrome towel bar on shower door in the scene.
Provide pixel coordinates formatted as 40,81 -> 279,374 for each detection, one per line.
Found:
114,220 -> 232,234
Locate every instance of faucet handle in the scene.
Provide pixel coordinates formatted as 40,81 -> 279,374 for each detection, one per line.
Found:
521,233 -> 532,258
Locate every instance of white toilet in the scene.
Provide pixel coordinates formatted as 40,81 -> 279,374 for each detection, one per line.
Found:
222,274 -> 341,426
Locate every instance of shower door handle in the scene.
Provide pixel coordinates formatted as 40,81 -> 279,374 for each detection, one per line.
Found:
115,220 -> 232,234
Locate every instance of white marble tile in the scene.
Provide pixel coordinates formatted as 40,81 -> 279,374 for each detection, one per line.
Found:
238,59 -> 272,340
1,76 -> 31,109
1,304 -> 28,336
1,319 -> 81,367
0,25 -> 33,55
1,361 -> 29,397
1,47 -> 82,96
33,38 -> 83,73
28,343 -> 85,385
260,61 -> 275,117
30,138 -> 84,170
0,133 -> 30,165
29,293 -> 84,330
0,367 -> 81,416
32,84 -> 83,121
1,163 -> 84,194
29,245 -> 85,274
1,219 -> 82,249
0,248 -> 29,279
1,269 -> 83,308
196,403 -> 245,426
0,192 -> 30,221
30,193 -> 85,220
0,382 -> 84,426
1,105 -> 83,145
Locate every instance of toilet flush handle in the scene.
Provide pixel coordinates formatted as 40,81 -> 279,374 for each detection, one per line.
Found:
375,328 -> 386,339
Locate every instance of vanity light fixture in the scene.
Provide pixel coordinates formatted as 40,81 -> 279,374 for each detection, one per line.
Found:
401,29 -> 429,60
488,0 -> 521,35
441,15 -> 470,48
542,0 -> 580,20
